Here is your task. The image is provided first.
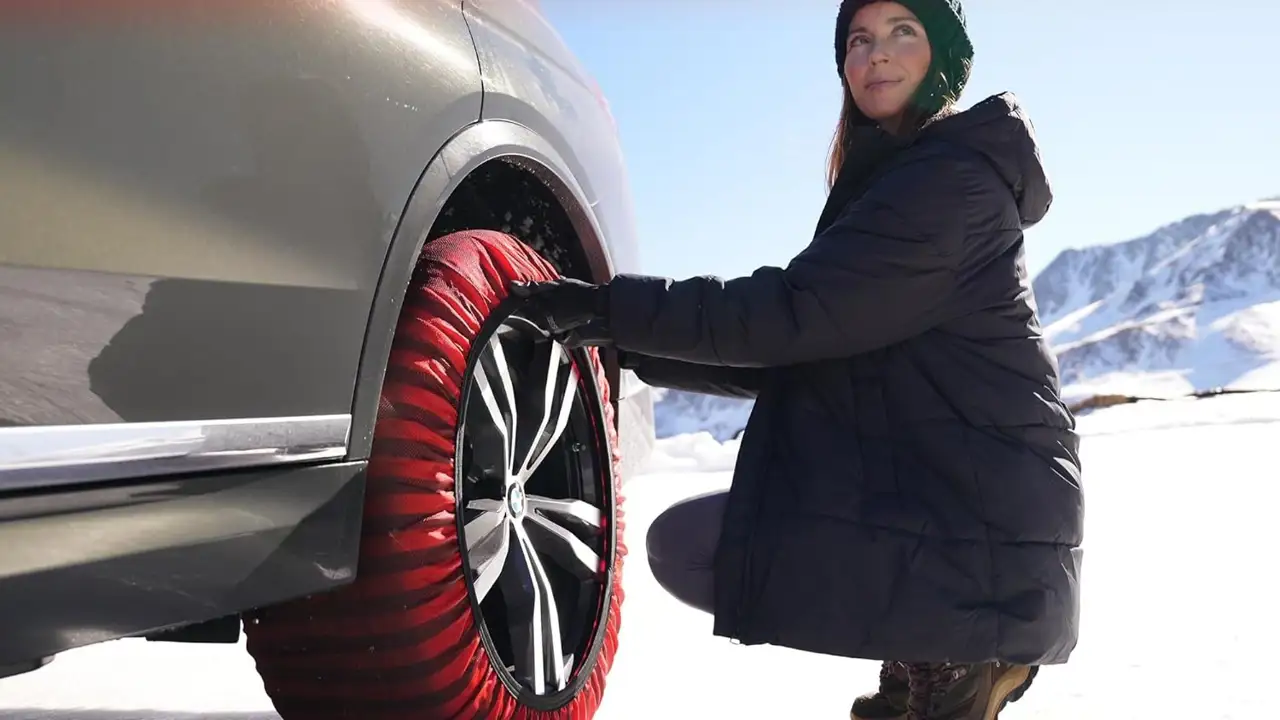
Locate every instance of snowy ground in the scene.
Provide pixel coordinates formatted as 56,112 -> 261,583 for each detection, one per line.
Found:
2,392 -> 1278,719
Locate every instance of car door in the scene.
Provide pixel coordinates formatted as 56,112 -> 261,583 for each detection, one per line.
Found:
0,1 -> 482,478
1,1 -> 481,486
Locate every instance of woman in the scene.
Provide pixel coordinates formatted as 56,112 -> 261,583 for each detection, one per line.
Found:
512,1 -> 1084,718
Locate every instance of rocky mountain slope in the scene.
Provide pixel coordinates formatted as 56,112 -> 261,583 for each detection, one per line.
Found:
1034,197 -> 1280,401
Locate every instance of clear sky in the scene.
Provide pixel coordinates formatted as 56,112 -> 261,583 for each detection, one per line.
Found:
543,0 -> 1280,281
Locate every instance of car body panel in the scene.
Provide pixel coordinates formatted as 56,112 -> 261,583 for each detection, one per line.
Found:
0,460 -> 367,668
0,0 -> 482,427
463,0 -> 643,275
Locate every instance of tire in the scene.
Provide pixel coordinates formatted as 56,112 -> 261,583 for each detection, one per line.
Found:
244,230 -> 627,720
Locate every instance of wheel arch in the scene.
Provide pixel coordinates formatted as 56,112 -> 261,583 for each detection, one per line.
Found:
348,119 -> 617,459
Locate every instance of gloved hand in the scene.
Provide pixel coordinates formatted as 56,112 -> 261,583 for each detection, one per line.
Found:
509,278 -> 610,336
556,319 -> 614,349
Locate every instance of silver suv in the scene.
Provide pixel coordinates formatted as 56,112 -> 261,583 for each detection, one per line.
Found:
0,2 -> 654,717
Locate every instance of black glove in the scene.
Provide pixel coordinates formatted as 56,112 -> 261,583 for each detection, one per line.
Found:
509,278 -> 610,336
556,319 -> 614,349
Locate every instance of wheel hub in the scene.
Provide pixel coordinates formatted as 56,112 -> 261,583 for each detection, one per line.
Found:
506,484 -> 527,519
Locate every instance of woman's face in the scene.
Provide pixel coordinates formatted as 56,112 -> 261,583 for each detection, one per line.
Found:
843,1 -> 933,132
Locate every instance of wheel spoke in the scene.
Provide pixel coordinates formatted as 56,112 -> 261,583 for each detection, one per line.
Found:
472,335 -> 520,482
526,496 -> 602,530
465,502 -> 509,603
515,341 -> 578,483
464,499 -> 506,542
500,522 -> 569,694
523,505 -> 602,581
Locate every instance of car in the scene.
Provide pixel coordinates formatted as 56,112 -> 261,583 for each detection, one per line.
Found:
0,1 -> 655,717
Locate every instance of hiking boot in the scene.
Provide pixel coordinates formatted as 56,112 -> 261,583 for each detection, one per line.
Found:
850,661 -> 910,720
904,662 -> 1039,720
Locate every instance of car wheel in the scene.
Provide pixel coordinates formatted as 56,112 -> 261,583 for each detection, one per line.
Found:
244,229 -> 626,720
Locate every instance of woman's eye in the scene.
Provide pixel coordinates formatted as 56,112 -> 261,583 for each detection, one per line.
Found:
894,24 -> 917,36
849,35 -> 868,47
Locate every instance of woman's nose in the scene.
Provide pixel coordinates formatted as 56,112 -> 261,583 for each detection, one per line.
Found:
868,40 -> 891,63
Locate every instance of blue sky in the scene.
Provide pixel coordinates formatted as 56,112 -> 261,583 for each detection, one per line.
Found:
544,0 -> 1280,281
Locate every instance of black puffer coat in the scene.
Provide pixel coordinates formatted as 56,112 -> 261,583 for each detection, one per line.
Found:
608,93 -> 1083,665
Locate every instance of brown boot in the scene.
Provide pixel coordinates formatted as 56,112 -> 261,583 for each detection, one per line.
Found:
904,662 -> 1038,719
850,661 -> 910,720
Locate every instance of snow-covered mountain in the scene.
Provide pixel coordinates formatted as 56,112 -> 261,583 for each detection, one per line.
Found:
651,196 -> 1280,438
1035,197 -> 1280,402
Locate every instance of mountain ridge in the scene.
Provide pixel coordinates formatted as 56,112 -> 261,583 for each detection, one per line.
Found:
1034,197 -> 1280,401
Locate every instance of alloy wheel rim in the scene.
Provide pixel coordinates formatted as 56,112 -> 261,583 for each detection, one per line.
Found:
455,300 -> 615,709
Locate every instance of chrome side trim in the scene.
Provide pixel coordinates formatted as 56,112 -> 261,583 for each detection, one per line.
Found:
0,415 -> 351,492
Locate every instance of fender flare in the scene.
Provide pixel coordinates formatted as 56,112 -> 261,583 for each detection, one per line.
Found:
347,119 -> 616,459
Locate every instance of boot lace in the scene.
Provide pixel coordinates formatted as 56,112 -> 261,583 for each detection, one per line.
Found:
905,662 -> 970,719
879,660 -> 902,687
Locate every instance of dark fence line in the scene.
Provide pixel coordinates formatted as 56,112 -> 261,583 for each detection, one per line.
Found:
1067,386 -> 1280,414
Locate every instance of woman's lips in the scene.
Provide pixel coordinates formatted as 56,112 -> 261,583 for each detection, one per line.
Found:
866,79 -> 901,91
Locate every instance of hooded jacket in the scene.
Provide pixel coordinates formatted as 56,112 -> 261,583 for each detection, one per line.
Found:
610,93 -> 1083,665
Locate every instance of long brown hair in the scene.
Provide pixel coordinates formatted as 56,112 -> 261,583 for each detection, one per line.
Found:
824,88 -> 863,192
825,60 -> 970,192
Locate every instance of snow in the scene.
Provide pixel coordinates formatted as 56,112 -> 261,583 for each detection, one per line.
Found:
1034,202 -> 1280,402
1051,293 -> 1280,400
2,393 -> 1278,719
650,387 -> 753,443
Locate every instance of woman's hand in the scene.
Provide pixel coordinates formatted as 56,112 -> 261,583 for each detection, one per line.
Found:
509,278 -> 610,336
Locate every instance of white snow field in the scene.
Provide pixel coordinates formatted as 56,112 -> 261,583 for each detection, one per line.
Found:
1,392 -> 1277,719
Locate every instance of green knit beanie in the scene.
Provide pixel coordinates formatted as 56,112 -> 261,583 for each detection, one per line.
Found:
834,0 -> 974,122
